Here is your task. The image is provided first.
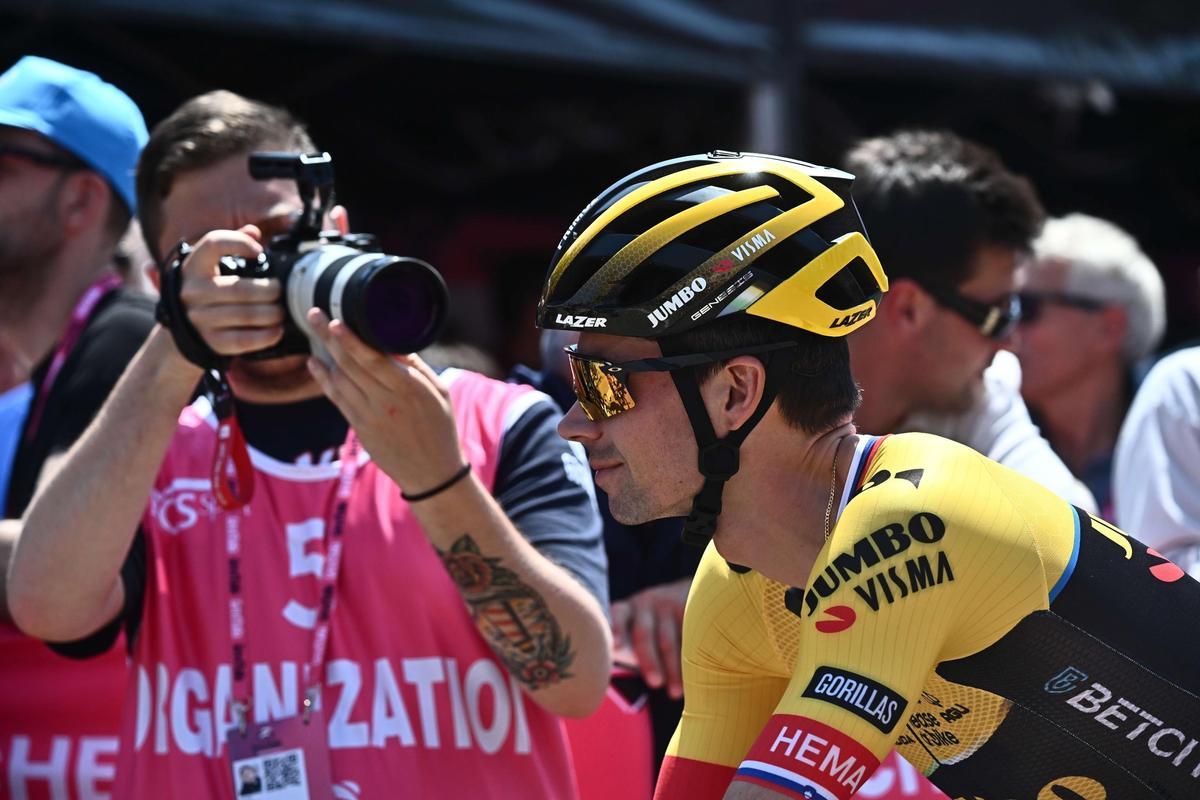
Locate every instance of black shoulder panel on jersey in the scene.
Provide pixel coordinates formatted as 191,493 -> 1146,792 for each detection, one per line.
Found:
933,508 -> 1200,799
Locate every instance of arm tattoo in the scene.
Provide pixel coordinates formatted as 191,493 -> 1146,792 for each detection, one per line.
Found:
438,534 -> 575,691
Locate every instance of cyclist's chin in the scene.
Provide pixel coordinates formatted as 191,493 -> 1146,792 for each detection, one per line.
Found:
227,355 -> 322,403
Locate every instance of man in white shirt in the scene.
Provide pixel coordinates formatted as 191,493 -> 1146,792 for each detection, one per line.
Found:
844,130 -> 1095,511
1015,213 -> 1165,517
1114,347 -> 1200,577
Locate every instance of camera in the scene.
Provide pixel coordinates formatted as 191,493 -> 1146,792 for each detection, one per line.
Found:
218,152 -> 448,361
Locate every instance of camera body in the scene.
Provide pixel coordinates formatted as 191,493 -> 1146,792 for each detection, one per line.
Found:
219,152 -> 448,361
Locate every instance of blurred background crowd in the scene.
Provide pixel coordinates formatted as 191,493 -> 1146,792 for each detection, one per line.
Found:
1,1 -> 1198,798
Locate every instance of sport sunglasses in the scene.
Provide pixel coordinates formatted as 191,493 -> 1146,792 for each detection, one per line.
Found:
1017,291 -> 1106,324
0,143 -> 85,171
565,341 -> 796,421
921,283 -> 1021,341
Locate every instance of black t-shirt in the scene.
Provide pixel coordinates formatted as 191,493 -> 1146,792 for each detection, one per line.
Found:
5,287 -> 156,517
67,377 -> 608,656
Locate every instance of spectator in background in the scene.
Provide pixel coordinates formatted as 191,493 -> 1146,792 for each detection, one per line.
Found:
1016,213 -> 1165,517
0,55 -> 152,797
844,129 -> 1096,511
9,89 -> 610,798
1114,347 -> 1200,578
113,218 -> 158,295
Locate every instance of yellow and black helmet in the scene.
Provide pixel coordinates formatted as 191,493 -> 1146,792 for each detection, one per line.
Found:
538,150 -> 888,339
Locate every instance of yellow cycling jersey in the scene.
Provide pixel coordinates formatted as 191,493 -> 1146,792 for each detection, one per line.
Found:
659,432 -> 1200,800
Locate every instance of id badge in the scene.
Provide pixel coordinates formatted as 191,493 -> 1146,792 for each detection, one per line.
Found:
227,707 -> 333,799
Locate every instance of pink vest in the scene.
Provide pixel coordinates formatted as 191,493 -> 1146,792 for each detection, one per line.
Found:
118,371 -> 578,798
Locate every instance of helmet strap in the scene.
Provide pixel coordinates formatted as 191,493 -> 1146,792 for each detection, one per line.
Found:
669,348 -> 794,547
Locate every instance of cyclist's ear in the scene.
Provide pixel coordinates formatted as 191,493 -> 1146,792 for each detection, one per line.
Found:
705,354 -> 768,437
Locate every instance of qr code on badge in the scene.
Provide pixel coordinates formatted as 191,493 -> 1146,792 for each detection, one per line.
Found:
264,751 -> 302,791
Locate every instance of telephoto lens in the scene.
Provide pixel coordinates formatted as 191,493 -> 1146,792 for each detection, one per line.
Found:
287,244 -> 449,354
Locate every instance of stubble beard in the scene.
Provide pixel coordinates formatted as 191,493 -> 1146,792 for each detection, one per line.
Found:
226,354 -> 322,403
605,480 -> 657,527
0,200 -> 66,328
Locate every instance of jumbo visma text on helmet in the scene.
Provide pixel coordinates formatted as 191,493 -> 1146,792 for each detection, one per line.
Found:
536,151 -> 890,547
538,150 -> 888,340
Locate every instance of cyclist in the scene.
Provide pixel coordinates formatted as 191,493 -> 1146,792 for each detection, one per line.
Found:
537,150 -> 1200,799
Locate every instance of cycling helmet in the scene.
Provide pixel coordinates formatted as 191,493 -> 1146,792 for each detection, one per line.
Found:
538,151 -> 888,546
538,150 -> 887,339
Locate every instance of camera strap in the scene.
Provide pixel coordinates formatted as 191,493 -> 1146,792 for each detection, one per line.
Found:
155,240 -> 229,371
209,372 -> 255,511
225,430 -> 360,730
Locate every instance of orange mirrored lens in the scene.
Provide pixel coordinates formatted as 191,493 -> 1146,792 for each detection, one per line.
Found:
567,354 -> 636,420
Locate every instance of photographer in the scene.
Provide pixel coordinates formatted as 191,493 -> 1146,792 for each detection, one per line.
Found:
8,90 -> 610,797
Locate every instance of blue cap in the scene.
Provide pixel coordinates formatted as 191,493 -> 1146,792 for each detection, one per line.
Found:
0,56 -> 148,213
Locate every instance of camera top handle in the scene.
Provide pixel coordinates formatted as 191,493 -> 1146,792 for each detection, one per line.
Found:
248,152 -> 334,243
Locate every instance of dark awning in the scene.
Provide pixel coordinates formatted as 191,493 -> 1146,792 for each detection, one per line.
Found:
9,0 -> 1199,94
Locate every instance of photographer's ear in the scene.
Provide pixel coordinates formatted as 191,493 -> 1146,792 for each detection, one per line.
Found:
328,205 -> 350,236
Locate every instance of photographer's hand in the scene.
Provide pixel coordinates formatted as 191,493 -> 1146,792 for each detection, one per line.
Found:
304,309 -> 466,489
176,225 -> 285,359
306,308 -> 611,718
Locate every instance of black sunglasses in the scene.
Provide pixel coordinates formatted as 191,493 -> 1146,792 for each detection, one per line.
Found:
0,143 -> 85,171
564,341 -> 797,420
1017,292 -> 1106,324
921,283 -> 1021,341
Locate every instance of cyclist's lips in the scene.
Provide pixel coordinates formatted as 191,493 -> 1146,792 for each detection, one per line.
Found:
591,461 -> 623,484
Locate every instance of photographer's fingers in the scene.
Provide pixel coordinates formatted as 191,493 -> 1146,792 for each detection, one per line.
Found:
307,355 -> 371,422
307,310 -> 409,399
394,353 -> 452,401
181,229 -> 263,280
188,302 -> 285,331
307,309 -> 374,370
203,326 -> 285,356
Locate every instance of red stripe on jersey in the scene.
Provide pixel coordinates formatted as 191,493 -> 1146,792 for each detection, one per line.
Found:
655,755 -> 736,800
737,714 -> 880,800
855,434 -> 889,492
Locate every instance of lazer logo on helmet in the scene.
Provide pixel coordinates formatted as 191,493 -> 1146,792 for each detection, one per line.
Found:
555,314 -> 607,328
730,229 -> 776,262
648,277 -> 707,328
831,309 -> 872,329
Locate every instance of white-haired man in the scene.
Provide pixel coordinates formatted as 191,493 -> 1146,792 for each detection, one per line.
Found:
1014,212 -> 1165,516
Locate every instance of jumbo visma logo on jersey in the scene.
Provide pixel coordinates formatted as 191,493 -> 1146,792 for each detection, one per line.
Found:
804,513 -> 954,616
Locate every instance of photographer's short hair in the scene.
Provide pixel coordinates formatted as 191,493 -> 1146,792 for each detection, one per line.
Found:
662,316 -> 860,435
1033,213 -> 1166,362
845,130 -> 1044,288
136,90 -> 316,262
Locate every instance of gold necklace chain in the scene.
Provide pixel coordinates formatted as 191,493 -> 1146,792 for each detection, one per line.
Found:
823,441 -> 841,542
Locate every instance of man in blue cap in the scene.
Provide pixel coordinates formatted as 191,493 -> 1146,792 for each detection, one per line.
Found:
0,55 -> 153,799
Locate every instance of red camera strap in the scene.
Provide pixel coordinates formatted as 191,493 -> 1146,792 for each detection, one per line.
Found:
209,374 -> 255,511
